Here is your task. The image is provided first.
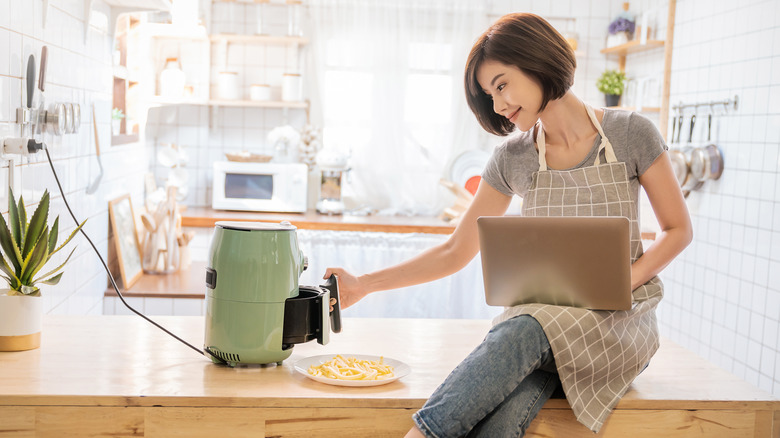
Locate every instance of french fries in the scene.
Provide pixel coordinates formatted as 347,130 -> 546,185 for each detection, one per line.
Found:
308,355 -> 395,381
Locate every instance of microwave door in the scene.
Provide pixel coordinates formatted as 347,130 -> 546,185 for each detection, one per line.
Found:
212,161 -> 308,213
224,173 -> 274,200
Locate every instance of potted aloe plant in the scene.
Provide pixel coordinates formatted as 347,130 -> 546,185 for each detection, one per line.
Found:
0,189 -> 84,351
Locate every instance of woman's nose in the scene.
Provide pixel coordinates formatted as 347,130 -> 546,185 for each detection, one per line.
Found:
492,95 -> 506,115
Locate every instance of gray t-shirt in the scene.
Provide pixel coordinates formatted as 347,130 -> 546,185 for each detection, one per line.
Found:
481,108 -> 668,199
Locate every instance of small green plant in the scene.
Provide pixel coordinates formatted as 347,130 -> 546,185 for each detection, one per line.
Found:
0,189 -> 85,296
111,108 -> 125,120
596,69 -> 627,96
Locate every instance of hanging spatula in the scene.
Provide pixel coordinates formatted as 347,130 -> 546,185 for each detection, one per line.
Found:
86,103 -> 104,194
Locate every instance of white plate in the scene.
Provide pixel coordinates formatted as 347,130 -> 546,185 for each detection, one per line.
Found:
294,354 -> 411,387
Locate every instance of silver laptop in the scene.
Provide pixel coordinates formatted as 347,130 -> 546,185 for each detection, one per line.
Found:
477,216 -> 632,311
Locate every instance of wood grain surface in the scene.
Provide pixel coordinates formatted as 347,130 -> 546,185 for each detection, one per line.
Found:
0,316 -> 776,437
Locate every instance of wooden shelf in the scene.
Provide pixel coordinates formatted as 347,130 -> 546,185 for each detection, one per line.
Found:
135,23 -> 210,40
111,133 -> 139,145
608,106 -> 661,112
600,39 -> 665,56
144,97 -> 309,110
210,34 -> 309,45
80,0 -> 172,43
145,96 -> 210,106
208,99 -> 309,109
599,1 -> 677,140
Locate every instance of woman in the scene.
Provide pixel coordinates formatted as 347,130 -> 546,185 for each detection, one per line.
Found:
324,13 -> 692,437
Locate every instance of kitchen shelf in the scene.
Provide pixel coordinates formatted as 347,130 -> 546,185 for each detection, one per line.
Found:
112,65 -> 139,82
112,133 -> 140,145
133,23 -> 209,40
81,0 -> 172,43
209,34 -> 309,45
600,0 -> 676,139
144,97 -> 309,110
145,96 -> 210,106
608,106 -> 660,112
208,99 -> 309,109
600,40 -> 665,57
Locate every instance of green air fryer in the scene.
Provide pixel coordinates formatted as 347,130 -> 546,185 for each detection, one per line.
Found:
203,221 -> 341,367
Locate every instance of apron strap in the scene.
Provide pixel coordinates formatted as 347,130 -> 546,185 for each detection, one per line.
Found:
536,123 -> 548,171
535,105 -> 616,171
586,105 -> 617,165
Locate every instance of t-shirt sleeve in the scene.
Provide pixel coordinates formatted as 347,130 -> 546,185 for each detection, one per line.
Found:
629,112 -> 669,177
481,142 -> 515,197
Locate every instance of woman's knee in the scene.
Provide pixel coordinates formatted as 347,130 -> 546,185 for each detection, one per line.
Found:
488,315 -> 547,345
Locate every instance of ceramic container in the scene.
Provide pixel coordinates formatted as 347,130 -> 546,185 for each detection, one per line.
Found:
281,73 -> 302,102
250,84 -> 271,101
0,293 -> 43,351
218,71 -> 240,100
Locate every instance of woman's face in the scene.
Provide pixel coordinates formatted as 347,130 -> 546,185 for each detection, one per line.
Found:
476,59 -> 543,132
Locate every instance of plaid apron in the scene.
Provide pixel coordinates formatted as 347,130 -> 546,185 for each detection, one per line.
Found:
494,105 -> 664,433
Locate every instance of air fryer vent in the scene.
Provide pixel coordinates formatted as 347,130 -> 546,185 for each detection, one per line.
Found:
209,348 -> 240,363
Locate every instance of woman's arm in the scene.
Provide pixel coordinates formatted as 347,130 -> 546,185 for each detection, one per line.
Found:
633,151 -> 694,289
324,180 -> 512,308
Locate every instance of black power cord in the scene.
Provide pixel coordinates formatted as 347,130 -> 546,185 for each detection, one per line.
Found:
44,147 -> 214,360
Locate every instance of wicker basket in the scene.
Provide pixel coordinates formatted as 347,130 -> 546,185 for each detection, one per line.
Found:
225,152 -> 273,163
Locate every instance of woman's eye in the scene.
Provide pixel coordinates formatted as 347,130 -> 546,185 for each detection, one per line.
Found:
497,84 -> 506,91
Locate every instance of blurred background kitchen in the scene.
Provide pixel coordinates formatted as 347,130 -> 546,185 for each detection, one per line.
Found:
0,0 -> 778,398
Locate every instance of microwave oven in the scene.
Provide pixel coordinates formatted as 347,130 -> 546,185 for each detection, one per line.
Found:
212,161 -> 308,213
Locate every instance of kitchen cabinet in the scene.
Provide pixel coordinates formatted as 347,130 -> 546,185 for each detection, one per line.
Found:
600,0 -> 676,140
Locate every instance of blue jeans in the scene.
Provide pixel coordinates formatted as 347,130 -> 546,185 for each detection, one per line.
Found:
413,315 -> 559,438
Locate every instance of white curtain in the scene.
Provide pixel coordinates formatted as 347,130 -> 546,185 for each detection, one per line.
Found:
297,229 -> 503,320
304,0 -> 492,215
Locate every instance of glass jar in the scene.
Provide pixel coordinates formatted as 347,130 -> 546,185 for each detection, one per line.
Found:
287,0 -> 303,37
255,0 -> 269,35
160,57 -> 185,98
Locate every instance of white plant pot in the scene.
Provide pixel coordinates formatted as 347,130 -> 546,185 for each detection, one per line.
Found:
0,292 -> 43,351
606,32 -> 629,48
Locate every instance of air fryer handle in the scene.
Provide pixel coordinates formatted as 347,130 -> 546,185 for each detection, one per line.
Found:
321,274 -> 342,333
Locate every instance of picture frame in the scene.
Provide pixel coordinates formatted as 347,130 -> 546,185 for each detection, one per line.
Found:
108,194 -> 143,289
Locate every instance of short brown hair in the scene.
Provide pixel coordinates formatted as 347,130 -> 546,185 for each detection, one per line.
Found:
465,13 -> 576,136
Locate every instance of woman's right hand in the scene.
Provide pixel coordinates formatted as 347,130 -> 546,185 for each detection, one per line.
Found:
323,267 -> 367,310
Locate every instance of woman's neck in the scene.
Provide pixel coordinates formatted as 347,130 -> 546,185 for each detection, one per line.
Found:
535,91 -> 598,149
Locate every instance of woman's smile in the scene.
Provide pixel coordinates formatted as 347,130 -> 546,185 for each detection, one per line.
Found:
507,107 -> 521,123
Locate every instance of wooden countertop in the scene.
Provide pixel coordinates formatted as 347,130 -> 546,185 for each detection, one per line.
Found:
0,316 -> 776,411
105,261 -> 207,298
182,207 -> 658,240
1,316 -> 777,436
181,207 -> 456,234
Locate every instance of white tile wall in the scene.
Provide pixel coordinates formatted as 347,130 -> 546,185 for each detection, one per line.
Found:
654,0 -> 780,398
0,0 -> 147,315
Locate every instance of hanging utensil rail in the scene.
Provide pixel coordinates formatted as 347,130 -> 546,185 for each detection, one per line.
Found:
671,95 -> 738,114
